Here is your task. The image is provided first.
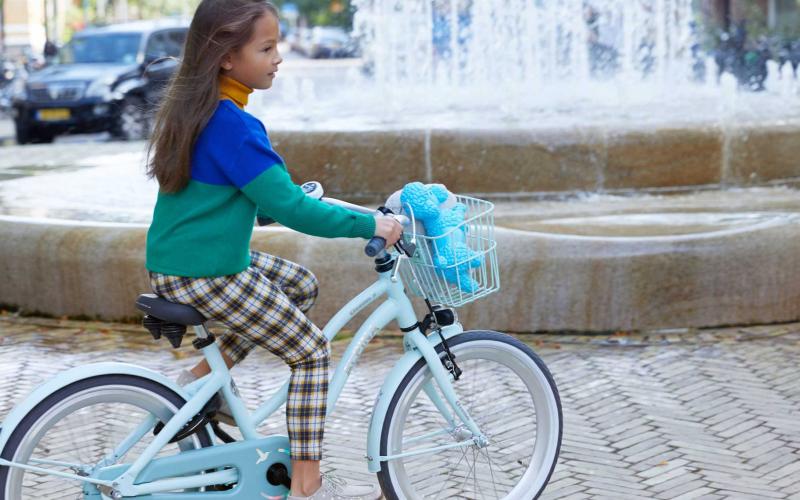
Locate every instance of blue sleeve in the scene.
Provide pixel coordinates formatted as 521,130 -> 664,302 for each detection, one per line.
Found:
221,130 -> 285,189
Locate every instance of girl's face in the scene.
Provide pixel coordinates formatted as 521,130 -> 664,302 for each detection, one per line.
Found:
221,13 -> 282,90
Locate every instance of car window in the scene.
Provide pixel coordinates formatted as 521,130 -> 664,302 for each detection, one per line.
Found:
166,30 -> 187,57
145,32 -> 171,59
60,33 -> 142,64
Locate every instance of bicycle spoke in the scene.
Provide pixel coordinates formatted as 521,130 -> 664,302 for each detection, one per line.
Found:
457,445 -> 478,497
483,446 -> 501,499
433,444 -> 470,500
382,334 -> 561,499
3,379 -> 210,499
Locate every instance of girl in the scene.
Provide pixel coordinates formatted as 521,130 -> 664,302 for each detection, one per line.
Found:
144,1 -> 402,498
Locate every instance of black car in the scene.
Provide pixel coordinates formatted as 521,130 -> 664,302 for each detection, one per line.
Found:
11,18 -> 188,144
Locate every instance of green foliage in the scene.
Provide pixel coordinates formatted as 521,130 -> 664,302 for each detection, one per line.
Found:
62,0 -> 354,35
271,0 -> 355,28
62,0 -> 201,41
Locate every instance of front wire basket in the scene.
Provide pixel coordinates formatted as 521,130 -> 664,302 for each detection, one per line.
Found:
399,195 -> 500,308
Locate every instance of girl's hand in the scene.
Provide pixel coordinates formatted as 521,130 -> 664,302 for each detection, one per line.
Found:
374,214 -> 403,248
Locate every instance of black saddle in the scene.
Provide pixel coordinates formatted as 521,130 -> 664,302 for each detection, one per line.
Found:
135,294 -> 207,348
135,294 -> 205,325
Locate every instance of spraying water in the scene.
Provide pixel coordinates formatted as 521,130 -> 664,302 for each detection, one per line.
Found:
250,0 -> 798,130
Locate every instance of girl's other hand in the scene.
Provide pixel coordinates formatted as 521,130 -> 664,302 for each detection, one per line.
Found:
374,214 -> 403,248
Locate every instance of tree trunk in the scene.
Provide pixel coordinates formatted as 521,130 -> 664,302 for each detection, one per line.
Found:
0,0 -> 5,54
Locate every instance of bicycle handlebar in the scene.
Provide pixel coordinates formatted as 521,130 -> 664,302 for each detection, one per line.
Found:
364,237 -> 387,257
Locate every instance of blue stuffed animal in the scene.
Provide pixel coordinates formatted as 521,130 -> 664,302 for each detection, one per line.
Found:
400,182 -> 483,292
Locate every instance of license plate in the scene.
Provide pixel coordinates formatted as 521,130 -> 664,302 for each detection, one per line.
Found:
37,108 -> 71,121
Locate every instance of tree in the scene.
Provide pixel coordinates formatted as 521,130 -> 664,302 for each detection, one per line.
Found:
0,0 -> 5,54
272,0 -> 355,28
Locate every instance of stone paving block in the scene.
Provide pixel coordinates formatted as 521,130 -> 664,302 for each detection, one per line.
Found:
668,440 -> 737,457
573,473 -> 649,491
584,486 -> 654,500
538,483 -> 589,499
559,450 -> 632,470
778,479 -> 800,495
716,418 -> 766,439
729,426 -> 774,447
772,475 -> 800,491
628,451 -> 685,474
738,436 -> 791,459
745,447 -> 797,472
647,474 -> 706,495
707,482 -> 788,498
611,430 -> 662,450
3,317 -> 800,499
618,440 -> 673,459
540,476 -> 580,492
668,486 -> 717,500
653,480 -> 711,499
637,458 -> 690,479
700,469 -> 781,491
641,466 -> 694,486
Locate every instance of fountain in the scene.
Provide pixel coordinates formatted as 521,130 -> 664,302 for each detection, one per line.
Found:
1,0 -> 799,331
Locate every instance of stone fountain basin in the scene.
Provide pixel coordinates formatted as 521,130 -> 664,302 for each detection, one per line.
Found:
0,125 -> 799,332
1,195 -> 798,333
501,211 -> 790,237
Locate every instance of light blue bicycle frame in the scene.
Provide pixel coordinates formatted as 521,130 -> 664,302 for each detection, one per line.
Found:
0,252 -> 486,497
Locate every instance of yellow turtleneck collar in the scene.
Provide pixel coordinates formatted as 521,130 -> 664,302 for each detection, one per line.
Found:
219,74 -> 253,109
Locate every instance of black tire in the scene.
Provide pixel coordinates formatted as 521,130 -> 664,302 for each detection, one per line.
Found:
377,331 -> 563,500
112,96 -> 151,141
14,120 -> 54,145
13,119 -> 31,145
0,374 -> 213,499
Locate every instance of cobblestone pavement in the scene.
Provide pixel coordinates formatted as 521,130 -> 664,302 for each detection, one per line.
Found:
0,314 -> 799,499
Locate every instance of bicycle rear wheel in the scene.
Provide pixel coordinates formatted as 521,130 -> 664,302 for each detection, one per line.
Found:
0,374 -> 213,499
377,331 -> 562,500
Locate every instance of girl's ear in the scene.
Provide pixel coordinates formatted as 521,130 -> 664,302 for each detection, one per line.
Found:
220,53 -> 234,71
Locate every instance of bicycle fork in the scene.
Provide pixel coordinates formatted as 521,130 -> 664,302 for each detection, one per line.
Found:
406,330 -> 489,448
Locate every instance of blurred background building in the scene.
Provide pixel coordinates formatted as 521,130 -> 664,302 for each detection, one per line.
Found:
0,0 -> 356,58
701,0 -> 799,32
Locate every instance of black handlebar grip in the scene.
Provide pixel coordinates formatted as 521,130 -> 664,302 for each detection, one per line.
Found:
365,237 -> 386,257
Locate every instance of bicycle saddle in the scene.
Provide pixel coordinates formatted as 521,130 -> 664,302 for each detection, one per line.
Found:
135,294 -> 206,326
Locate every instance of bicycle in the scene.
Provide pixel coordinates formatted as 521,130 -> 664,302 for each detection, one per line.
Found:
0,185 -> 563,499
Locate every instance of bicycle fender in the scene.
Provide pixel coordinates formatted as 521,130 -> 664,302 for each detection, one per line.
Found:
0,362 -> 187,454
365,323 -> 464,473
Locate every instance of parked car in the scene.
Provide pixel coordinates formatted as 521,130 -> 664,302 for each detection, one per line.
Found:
294,26 -> 358,59
0,59 -> 20,116
10,18 -> 188,144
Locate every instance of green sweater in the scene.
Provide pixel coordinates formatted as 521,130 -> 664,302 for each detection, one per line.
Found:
146,100 -> 375,277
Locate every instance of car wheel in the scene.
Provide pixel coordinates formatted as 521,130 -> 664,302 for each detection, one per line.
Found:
113,96 -> 150,141
14,121 -> 53,145
14,119 -> 32,145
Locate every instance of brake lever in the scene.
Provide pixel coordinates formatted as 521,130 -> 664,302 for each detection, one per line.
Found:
395,238 -> 416,258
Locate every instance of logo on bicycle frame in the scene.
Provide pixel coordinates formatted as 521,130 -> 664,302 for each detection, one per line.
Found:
343,326 -> 380,374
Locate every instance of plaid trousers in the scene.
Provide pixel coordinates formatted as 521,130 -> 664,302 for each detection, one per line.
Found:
149,250 -> 328,461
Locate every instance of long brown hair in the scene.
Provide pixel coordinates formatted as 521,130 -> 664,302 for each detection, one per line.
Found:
146,0 -> 279,193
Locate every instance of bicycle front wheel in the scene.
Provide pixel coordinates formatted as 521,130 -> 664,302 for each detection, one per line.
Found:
378,331 -> 562,500
0,374 -> 213,499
